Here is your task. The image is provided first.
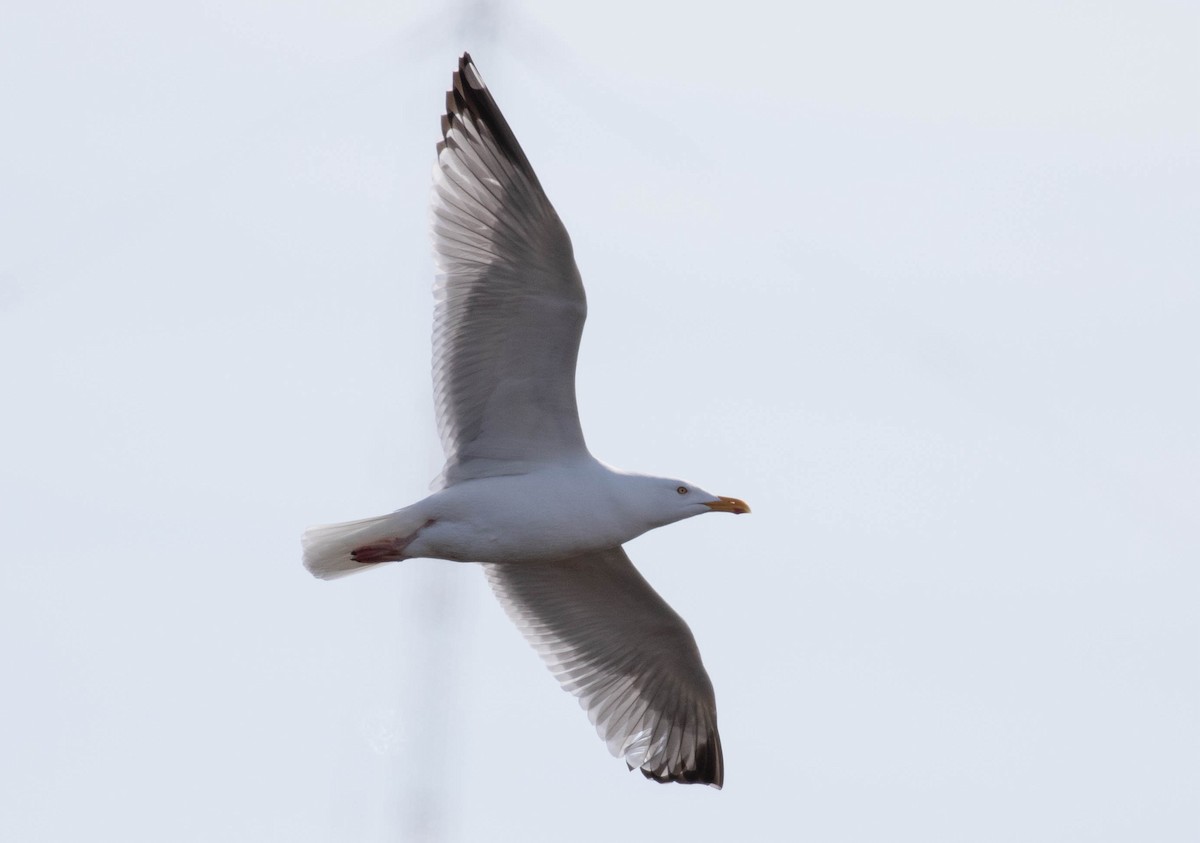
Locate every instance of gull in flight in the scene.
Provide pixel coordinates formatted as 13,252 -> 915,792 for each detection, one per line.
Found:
303,53 -> 749,787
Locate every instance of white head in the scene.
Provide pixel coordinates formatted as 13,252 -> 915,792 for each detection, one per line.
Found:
614,473 -> 750,533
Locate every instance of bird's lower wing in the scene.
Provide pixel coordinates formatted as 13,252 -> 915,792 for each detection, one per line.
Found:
484,547 -> 724,787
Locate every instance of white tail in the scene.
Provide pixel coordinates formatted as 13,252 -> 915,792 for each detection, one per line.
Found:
302,510 -> 419,580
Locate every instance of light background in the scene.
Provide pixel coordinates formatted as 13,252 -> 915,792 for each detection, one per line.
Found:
1,1 -> 1196,840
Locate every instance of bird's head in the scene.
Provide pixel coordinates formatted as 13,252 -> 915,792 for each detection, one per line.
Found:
620,473 -> 750,531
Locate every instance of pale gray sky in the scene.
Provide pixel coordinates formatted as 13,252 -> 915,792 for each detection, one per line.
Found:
1,1 -> 1197,841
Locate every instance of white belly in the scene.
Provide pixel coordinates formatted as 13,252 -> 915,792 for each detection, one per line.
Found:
405,466 -> 639,563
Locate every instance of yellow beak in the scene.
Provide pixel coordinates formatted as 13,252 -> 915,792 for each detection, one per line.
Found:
704,496 -> 751,515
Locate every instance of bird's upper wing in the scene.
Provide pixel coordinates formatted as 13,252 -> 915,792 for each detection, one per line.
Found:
432,53 -> 588,487
484,547 -> 724,787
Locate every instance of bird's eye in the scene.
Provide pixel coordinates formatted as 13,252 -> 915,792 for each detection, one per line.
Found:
676,486 -> 688,495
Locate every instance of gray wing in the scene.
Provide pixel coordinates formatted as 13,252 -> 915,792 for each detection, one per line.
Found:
484,548 -> 724,787
432,53 -> 588,487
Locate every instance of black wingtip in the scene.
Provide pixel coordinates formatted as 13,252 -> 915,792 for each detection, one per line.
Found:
635,735 -> 725,788
440,53 -> 540,184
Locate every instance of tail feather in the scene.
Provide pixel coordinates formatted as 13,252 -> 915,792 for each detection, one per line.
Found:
302,510 -> 418,580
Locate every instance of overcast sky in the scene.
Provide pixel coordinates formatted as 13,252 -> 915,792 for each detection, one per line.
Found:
1,1 -> 1197,841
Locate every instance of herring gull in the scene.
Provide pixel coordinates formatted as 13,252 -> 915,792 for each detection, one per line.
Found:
302,53 -> 749,788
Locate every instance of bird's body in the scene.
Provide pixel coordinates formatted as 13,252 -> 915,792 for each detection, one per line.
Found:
408,460 -> 641,564
310,459 -> 720,567
303,53 -> 747,788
